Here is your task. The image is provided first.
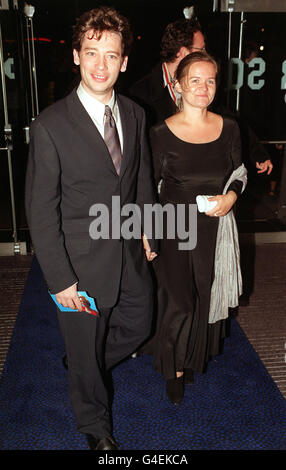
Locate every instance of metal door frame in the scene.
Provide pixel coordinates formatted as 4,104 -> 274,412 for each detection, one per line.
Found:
0,0 -> 39,255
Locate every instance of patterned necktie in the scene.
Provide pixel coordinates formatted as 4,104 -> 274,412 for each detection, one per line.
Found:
104,105 -> 122,175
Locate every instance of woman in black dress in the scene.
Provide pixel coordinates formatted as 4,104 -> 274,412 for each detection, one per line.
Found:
145,52 -> 246,405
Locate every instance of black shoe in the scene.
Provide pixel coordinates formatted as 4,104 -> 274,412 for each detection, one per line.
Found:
184,368 -> 194,385
62,354 -> 68,370
166,376 -> 184,405
86,434 -> 118,450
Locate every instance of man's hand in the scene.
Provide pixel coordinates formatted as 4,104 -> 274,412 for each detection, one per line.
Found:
55,283 -> 83,311
256,160 -> 273,175
142,233 -> 157,262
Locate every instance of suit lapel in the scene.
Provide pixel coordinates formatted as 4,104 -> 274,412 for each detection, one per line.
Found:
66,89 -> 118,176
116,94 -> 136,180
150,64 -> 177,118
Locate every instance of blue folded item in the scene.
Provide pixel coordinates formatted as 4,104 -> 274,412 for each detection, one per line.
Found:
49,291 -> 98,315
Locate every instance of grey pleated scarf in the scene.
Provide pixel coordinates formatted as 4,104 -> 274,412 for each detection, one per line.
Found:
208,163 -> 247,324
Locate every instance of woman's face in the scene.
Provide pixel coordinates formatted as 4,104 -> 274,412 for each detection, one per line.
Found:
176,61 -> 217,110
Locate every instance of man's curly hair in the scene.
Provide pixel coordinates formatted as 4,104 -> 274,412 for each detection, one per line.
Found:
72,6 -> 133,57
160,18 -> 202,63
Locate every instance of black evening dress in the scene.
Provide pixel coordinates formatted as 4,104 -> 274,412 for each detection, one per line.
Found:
144,116 -> 243,379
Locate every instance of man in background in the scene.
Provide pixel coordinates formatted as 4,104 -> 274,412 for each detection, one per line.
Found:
130,15 -> 272,178
129,16 -> 205,127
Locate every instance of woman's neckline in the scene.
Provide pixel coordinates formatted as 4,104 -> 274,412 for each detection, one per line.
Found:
163,116 -> 224,145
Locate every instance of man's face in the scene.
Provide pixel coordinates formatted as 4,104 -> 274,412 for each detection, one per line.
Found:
73,29 -> 128,103
189,31 -> 205,53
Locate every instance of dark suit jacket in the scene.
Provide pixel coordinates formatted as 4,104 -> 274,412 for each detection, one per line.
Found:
25,89 -> 157,308
129,62 -> 177,128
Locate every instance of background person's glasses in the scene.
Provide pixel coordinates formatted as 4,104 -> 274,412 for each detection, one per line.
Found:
190,46 -> 206,52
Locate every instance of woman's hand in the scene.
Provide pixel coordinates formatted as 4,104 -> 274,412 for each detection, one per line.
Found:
205,191 -> 237,217
142,233 -> 158,262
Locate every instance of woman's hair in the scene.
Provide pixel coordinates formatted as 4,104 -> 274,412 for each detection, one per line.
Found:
72,6 -> 133,57
175,51 -> 219,85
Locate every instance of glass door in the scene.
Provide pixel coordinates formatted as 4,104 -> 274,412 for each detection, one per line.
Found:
0,0 -> 39,254
207,1 -> 286,232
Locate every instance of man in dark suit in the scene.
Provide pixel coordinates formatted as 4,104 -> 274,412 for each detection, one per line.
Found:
129,17 -> 205,127
25,7 -> 157,450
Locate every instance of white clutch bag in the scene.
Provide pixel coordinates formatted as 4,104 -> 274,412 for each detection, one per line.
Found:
196,195 -> 218,213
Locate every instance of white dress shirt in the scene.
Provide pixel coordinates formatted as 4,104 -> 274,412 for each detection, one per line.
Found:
76,82 -> 124,152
